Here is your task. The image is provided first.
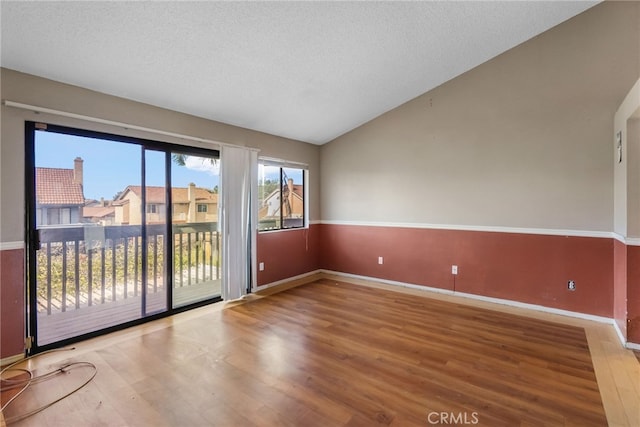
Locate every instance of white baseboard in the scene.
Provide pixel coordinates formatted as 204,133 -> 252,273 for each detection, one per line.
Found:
626,341 -> 640,351
452,289 -> 615,325
253,270 -> 322,292
320,269 -> 616,326
612,321 -> 627,347
1,353 -> 24,367
320,269 -> 456,297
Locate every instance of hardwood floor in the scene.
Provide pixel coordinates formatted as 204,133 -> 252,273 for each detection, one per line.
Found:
2,277 -> 638,426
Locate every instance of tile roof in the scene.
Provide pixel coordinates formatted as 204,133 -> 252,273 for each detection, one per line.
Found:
36,167 -> 84,205
83,206 -> 115,218
291,184 -> 303,199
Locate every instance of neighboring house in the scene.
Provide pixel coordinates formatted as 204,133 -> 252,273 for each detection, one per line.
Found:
171,183 -> 218,224
35,157 -> 85,227
83,199 -> 116,226
259,178 -> 303,221
113,183 -> 218,225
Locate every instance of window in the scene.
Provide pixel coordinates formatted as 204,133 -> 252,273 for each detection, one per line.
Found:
46,208 -> 60,225
61,208 -> 71,224
258,162 -> 306,231
197,204 -> 207,213
44,207 -> 72,225
146,204 -> 158,214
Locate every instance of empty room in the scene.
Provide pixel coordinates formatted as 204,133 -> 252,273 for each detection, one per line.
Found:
1,1 -> 639,426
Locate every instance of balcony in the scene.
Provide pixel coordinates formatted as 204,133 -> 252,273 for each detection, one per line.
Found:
34,222 -> 221,345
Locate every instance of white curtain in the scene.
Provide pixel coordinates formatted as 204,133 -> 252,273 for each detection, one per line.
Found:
219,145 -> 258,301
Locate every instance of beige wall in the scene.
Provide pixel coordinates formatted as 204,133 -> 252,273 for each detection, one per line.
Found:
321,1 -> 639,232
123,192 -> 143,225
0,68 -> 320,242
628,118 -> 640,238
614,78 -> 640,238
174,203 -> 218,223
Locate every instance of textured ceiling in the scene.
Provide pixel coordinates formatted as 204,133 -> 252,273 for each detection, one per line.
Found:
1,1 -> 598,145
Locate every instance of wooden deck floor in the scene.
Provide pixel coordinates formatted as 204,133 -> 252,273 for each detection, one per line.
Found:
5,278 -> 638,426
37,281 -> 221,345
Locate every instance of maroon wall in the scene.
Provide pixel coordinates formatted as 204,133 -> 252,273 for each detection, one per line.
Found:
256,224 -> 320,286
627,245 -> 640,343
320,224 -> 614,317
0,248 -> 25,359
1,224 -> 634,359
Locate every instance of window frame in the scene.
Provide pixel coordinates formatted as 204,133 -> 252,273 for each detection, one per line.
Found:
257,160 -> 308,233
25,120 -> 222,354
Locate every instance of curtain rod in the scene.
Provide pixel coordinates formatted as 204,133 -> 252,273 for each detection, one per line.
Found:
2,100 -> 260,152
259,156 -> 309,168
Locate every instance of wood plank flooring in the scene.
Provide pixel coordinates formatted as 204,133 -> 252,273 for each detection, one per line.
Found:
2,278 -> 636,426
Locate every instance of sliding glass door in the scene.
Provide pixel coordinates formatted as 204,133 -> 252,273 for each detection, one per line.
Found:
27,123 -> 220,351
171,152 -> 221,308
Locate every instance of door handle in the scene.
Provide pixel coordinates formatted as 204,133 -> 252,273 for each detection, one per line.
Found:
32,229 -> 41,251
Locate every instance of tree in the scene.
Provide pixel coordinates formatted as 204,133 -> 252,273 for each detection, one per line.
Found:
258,179 -> 279,200
172,154 -> 218,169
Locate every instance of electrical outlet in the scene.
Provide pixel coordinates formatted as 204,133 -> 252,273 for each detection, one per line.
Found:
259,262 -> 264,271
452,265 -> 458,275
567,280 -> 576,291
378,256 -> 383,265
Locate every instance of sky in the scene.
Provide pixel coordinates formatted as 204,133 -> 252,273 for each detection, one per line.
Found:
35,130 -> 220,201
35,130 -> 302,201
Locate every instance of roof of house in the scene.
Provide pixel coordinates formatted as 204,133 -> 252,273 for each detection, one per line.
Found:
291,185 -> 303,199
264,184 -> 303,202
117,185 -> 218,204
83,206 -> 115,218
36,167 -> 84,205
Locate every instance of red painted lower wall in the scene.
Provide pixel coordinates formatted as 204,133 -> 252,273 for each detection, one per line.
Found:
320,224 -> 614,318
627,245 -> 640,343
1,248 -> 25,359
256,224 -> 320,286
1,224 -> 632,357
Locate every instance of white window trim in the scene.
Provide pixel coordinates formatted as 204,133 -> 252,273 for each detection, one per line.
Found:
258,157 -> 309,232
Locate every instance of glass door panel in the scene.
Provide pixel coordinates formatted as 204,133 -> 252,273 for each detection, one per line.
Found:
143,149 -> 168,315
171,152 -> 221,308
33,129 -> 145,346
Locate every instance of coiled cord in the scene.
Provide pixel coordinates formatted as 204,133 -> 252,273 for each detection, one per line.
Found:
0,347 -> 97,423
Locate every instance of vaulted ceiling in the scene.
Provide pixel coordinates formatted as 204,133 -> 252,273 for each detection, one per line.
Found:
1,1 -> 599,144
